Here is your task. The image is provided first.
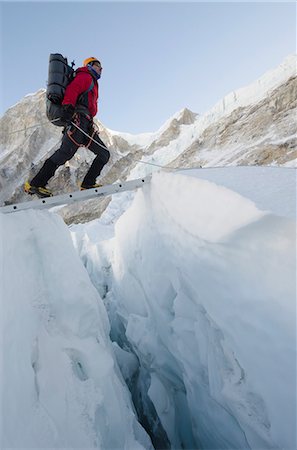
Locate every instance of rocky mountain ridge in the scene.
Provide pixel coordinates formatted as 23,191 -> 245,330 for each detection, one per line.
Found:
168,75 -> 296,169
0,55 -> 296,224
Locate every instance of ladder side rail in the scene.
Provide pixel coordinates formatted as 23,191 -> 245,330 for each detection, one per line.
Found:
0,176 -> 152,214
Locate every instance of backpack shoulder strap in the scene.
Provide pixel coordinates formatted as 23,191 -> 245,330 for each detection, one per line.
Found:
85,79 -> 94,94
76,76 -> 95,113
74,69 -> 94,94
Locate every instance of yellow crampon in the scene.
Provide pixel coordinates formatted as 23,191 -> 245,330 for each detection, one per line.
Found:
79,183 -> 103,191
24,181 -> 53,198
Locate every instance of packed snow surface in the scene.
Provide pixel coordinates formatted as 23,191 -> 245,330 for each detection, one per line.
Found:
1,167 -> 296,449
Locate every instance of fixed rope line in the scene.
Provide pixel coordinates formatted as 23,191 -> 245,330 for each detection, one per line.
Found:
3,118 -> 295,172
70,120 -> 109,151
3,118 -> 176,170
67,124 -> 297,172
70,121 -> 180,171
4,118 -> 180,171
4,118 -> 60,136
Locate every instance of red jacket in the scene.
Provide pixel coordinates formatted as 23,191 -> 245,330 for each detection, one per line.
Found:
62,67 -> 98,117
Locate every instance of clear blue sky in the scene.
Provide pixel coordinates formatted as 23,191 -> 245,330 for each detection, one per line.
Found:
0,1 -> 296,133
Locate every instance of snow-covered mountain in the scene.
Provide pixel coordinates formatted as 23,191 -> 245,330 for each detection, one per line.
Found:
0,55 -> 296,224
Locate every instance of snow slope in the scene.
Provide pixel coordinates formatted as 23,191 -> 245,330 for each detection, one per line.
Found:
198,54 -> 296,122
71,167 -> 296,450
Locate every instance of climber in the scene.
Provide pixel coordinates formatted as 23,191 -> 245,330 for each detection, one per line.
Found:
24,57 -> 110,198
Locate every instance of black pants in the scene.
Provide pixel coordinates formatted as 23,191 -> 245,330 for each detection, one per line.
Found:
31,114 -> 110,187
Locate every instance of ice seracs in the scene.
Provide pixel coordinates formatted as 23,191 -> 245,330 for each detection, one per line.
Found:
70,167 -> 296,450
0,167 -> 295,449
0,209 -> 153,449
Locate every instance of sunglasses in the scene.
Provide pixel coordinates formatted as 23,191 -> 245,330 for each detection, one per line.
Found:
92,61 -> 102,70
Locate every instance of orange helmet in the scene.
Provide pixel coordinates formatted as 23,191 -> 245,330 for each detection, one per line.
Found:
83,57 -> 101,67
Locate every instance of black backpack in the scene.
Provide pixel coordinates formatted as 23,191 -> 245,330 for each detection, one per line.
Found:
46,54 -> 74,126
46,53 -> 93,127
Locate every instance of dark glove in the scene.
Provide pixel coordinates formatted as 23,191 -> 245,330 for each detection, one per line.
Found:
61,104 -> 75,123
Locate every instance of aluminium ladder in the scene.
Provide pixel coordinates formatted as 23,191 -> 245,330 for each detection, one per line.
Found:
0,175 -> 152,214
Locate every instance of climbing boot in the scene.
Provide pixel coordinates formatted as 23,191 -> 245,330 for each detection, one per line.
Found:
24,181 -> 53,198
80,182 -> 103,191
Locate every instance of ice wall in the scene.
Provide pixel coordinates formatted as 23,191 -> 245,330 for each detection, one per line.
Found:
85,170 -> 295,450
0,209 -> 152,450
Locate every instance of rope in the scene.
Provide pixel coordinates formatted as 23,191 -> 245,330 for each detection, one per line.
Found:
70,121 -> 182,171
3,118 -> 60,135
70,121 -> 108,150
3,118 -> 295,173
58,123 -> 297,172
3,117 -> 176,170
